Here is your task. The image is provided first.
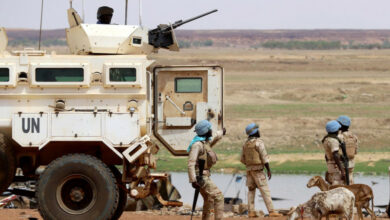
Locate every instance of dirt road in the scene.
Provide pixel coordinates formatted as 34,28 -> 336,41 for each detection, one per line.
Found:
0,209 -> 274,220
0,209 -> 386,220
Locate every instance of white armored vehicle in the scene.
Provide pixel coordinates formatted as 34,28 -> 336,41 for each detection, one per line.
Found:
0,6 -> 223,220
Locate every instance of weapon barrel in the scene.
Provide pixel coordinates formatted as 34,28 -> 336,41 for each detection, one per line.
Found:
340,142 -> 350,185
172,9 -> 218,29
191,159 -> 206,219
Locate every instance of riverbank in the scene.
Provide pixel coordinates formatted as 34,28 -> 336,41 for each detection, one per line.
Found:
155,149 -> 390,175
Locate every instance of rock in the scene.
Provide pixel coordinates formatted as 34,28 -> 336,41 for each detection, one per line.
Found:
232,204 -> 240,214
223,212 -> 235,218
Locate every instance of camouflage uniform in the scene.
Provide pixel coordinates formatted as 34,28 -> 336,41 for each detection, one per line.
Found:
188,131 -> 224,220
339,131 -> 358,184
240,137 -> 275,213
323,134 -> 344,185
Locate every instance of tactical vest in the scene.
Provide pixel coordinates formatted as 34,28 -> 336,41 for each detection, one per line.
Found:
342,132 -> 357,159
243,138 -> 262,166
199,142 -> 218,170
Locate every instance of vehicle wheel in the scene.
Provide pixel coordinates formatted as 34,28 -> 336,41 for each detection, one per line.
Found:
0,133 -> 16,194
37,154 -> 119,220
109,166 -> 127,220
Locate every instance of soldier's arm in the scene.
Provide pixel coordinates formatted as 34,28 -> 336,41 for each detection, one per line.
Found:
256,140 -> 270,165
329,139 -> 345,176
333,151 -> 345,176
209,130 -> 224,147
240,146 -> 245,165
256,140 -> 272,179
355,134 -> 359,154
188,143 -> 201,183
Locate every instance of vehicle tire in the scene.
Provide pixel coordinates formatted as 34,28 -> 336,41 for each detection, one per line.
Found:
0,133 -> 16,194
36,154 -> 119,220
109,166 -> 127,220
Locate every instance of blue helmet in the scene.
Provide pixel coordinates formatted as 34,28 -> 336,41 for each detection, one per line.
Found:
195,120 -> 212,136
326,120 -> 341,133
245,123 -> 259,135
337,115 -> 351,127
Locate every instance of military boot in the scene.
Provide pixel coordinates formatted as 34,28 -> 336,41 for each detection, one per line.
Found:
268,211 -> 283,217
248,210 -> 258,218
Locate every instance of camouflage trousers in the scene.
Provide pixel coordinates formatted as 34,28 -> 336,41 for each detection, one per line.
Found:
199,175 -> 224,220
326,162 -> 345,185
246,170 -> 274,213
348,167 -> 354,184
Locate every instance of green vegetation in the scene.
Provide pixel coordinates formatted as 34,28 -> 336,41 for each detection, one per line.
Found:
8,38 -> 67,47
261,40 -> 342,50
155,152 -> 389,175
270,159 -> 389,175
155,147 -> 389,175
178,40 -> 213,48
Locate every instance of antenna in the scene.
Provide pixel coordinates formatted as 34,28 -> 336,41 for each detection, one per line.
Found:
125,0 -> 128,25
38,0 -> 44,50
139,0 -> 143,27
69,0 -> 73,8
82,0 -> 85,21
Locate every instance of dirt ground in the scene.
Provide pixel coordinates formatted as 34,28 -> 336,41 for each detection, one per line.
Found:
151,48 -> 390,153
0,209 -> 385,220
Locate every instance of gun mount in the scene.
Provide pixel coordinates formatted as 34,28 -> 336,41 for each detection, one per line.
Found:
148,9 -> 218,49
65,8 -> 217,55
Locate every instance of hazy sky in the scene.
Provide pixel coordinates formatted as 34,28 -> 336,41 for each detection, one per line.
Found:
1,0 -> 390,30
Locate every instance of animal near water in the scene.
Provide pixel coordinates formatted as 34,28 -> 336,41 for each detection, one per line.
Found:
288,187 -> 355,220
307,175 -> 376,220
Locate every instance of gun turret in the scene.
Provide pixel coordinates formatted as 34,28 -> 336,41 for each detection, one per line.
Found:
148,9 -> 218,49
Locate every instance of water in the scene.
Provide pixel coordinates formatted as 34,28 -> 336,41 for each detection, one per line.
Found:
170,172 -> 389,212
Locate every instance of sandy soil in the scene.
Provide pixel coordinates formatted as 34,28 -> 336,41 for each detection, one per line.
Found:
0,209 -> 384,220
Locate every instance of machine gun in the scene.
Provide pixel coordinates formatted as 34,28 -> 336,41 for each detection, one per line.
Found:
148,9 -> 218,49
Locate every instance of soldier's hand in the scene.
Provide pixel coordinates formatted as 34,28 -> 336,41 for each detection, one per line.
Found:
267,170 -> 272,180
192,182 -> 201,189
341,171 -> 346,181
222,128 -> 227,135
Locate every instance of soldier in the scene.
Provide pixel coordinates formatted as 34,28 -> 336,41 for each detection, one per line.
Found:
240,123 -> 282,218
322,120 -> 345,185
188,120 -> 226,220
97,6 -> 114,24
337,115 -> 358,184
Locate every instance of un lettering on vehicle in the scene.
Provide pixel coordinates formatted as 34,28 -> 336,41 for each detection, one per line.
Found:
12,113 -> 48,147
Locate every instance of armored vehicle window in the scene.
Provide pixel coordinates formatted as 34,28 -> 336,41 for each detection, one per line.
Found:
175,78 -> 202,93
36,68 -> 84,82
109,68 -> 136,82
0,68 -> 9,82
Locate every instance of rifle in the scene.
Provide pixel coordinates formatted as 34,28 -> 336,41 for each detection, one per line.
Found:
191,159 -> 205,220
148,9 -> 218,48
339,142 -> 350,185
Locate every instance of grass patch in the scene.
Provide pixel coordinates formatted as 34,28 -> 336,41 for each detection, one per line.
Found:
354,159 -> 390,175
270,160 -> 327,174
155,152 -> 389,175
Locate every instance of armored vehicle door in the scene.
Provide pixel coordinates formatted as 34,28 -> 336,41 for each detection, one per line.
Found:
153,66 -> 223,156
